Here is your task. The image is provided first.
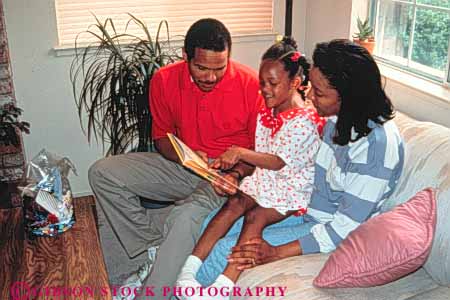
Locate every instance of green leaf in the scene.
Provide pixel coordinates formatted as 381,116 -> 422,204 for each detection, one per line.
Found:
71,15 -> 181,155
354,17 -> 374,41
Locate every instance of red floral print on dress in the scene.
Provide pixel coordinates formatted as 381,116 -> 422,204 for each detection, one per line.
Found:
294,207 -> 308,216
259,105 -> 326,138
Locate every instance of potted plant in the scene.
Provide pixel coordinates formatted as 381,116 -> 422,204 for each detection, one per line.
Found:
0,102 -> 30,185
70,14 -> 182,156
353,17 -> 375,54
0,102 -> 30,151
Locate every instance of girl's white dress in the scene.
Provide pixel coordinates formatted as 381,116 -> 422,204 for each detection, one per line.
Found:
240,106 -> 325,215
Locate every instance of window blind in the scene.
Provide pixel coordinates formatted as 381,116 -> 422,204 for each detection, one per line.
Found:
55,0 -> 274,47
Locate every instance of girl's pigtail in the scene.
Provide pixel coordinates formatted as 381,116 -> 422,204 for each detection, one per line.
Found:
297,56 -> 311,100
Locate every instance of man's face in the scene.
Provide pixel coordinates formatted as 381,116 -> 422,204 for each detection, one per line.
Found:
185,48 -> 229,92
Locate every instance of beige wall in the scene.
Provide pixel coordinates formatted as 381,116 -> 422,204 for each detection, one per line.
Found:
384,79 -> 450,127
304,0 -> 353,56
3,0 -> 290,194
4,0 -> 449,194
302,0 -> 370,56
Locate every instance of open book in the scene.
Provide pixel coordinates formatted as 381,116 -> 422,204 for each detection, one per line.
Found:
167,133 -> 241,192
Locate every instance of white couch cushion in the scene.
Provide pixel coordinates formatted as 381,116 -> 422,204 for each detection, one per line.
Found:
234,254 -> 438,300
382,113 -> 450,286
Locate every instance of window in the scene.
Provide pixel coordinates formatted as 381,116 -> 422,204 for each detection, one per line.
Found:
55,0 -> 274,47
371,0 -> 450,84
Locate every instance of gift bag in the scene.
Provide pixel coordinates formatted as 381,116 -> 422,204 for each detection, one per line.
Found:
21,149 -> 77,237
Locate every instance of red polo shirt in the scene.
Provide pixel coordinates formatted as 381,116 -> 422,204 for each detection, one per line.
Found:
150,60 -> 262,158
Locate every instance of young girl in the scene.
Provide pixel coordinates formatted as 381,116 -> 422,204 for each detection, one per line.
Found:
176,37 -> 326,299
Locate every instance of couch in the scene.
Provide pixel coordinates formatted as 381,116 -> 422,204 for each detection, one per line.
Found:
234,112 -> 450,300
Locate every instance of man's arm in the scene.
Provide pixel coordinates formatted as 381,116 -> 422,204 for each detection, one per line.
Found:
210,161 -> 254,197
154,137 -> 180,163
150,70 -> 178,152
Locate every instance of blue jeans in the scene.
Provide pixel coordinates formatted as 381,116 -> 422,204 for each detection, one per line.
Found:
195,208 -> 316,286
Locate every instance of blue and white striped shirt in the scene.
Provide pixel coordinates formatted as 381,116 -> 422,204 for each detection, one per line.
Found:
299,117 -> 404,254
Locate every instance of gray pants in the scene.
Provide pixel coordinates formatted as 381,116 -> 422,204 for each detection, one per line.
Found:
88,152 -> 226,299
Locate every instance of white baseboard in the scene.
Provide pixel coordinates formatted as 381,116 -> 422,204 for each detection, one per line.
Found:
73,191 -> 94,198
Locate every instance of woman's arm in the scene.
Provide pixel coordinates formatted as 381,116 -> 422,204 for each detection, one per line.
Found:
227,238 -> 302,270
226,208 -> 301,270
299,124 -> 404,254
222,206 -> 295,281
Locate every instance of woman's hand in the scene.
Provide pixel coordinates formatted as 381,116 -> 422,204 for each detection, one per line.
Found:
211,173 -> 239,196
227,238 -> 281,270
209,146 -> 243,170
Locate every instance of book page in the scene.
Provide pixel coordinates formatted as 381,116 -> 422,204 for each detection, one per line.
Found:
167,133 -> 208,169
167,133 -> 241,192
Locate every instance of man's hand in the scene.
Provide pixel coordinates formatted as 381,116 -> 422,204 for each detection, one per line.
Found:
211,173 -> 239,197
227,238 -> 281,270
209,146 -> 242,170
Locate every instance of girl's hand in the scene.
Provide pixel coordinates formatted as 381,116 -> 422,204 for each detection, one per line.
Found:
195,150 -> 208,163
211,174 -> 238,196
227,238 -> 281,270
209,146 -> 243,170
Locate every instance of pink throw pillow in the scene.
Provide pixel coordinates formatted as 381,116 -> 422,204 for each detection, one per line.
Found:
313,188 -> 436,288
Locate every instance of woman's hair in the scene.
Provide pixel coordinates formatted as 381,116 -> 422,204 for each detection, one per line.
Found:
313,39 -> 395,145
262,36 -> 311,100
184,18 -> 232,61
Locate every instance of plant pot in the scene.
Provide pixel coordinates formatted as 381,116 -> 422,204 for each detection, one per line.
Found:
353,38 -> 375,55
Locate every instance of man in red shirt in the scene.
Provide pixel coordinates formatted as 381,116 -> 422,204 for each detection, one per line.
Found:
89,18 -> 262,299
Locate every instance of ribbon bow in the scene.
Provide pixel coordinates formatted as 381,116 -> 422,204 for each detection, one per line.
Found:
290,51 -> 302,62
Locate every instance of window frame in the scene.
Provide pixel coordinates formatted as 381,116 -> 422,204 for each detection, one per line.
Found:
53,0 -> 275,49
370,0 -> 450,86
